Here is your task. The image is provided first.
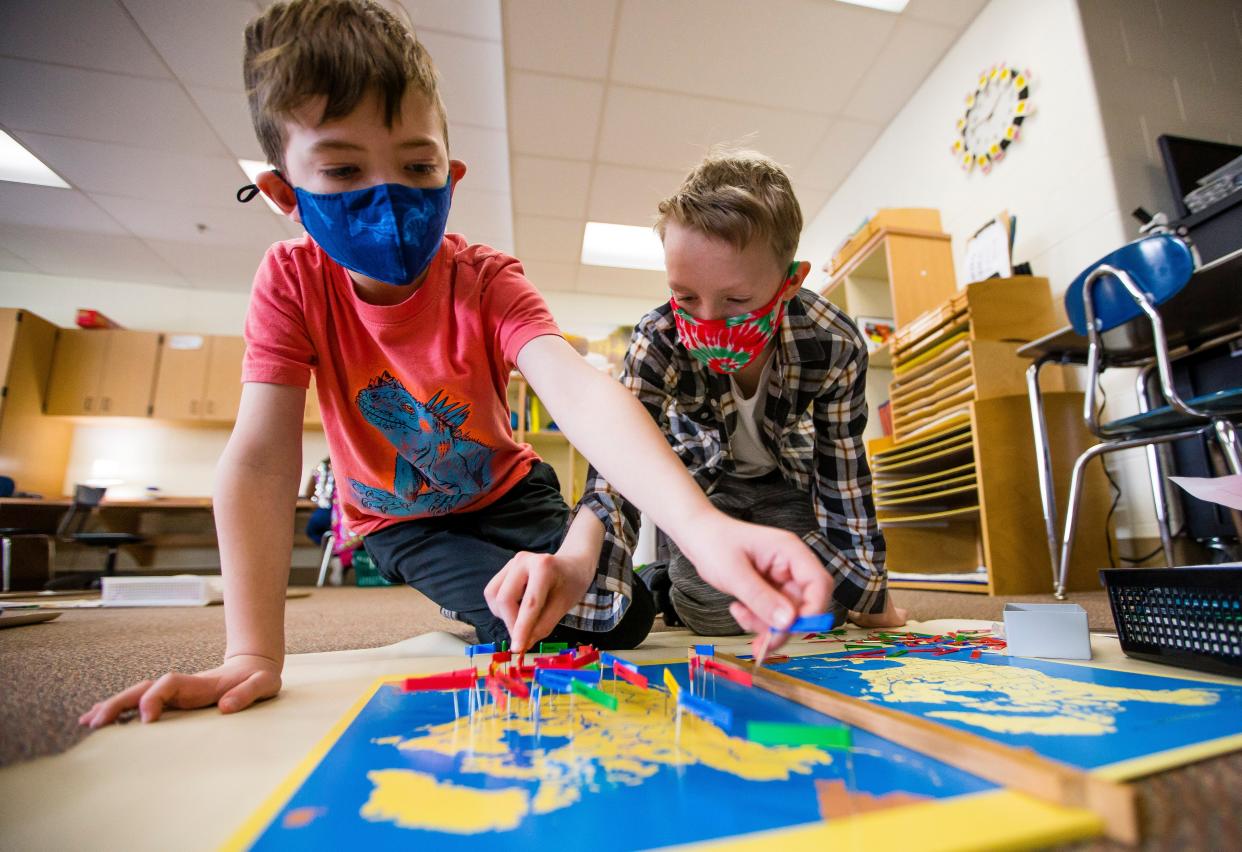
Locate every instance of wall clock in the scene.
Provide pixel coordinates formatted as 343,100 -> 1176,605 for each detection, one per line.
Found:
952,64 -> 1032,174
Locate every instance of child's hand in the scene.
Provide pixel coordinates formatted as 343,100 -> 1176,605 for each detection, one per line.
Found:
77,654 -> 282,729
679,514 -> 831,650
485,552 -> 596,653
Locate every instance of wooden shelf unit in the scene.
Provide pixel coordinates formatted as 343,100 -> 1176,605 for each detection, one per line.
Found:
819,225 -> 957,442
508,373 -> 585,504
871,276 -> 1111,595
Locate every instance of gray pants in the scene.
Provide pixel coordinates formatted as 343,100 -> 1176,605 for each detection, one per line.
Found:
668,471 -> 846,635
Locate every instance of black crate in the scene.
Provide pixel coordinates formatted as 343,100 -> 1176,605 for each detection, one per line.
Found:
1100,566 -> 1242,678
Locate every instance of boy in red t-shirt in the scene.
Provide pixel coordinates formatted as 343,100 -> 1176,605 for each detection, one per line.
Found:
81,0 -> 831,728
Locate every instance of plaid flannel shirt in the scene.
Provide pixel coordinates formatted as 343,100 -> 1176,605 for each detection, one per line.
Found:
571,289 -> 887,631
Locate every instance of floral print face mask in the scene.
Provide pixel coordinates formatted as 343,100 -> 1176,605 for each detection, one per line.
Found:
670,263 -> 798,374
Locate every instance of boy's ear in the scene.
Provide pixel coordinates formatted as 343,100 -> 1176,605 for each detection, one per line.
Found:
787,260 -> 811,296
448,159 -> 467,194
256,170 -> 300,222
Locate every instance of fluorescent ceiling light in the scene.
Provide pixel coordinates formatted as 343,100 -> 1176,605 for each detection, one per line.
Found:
581,222 -> 665,271
0,130 -> 69,188
238,159 -> 285,216
835,0 -> 909,12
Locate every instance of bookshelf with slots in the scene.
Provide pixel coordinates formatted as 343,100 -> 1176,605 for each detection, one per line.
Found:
817,210 -> 958,443
507,373 -> 586,504
867,276 -> 1111,595
819,209 -> 1110,595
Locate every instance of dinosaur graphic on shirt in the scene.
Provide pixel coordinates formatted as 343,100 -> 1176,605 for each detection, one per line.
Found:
350,372 -> 494,516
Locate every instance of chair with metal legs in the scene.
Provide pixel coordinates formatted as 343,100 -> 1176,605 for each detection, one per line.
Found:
1056,234 -> 1242,598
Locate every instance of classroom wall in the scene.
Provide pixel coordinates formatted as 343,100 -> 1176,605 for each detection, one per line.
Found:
797,0 -> 1164,539
1077,0 -> 1242,239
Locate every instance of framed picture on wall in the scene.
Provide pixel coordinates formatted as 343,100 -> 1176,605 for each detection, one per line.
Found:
857,316 -> 895,352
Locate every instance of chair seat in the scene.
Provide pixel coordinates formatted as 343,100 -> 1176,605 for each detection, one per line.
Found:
71,533 -> 145,546
1105,388 -> 1242,434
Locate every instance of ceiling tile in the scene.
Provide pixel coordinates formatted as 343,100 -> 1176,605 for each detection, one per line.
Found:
143,238 -> 268,290
0,58 -> 229,156
121,0 -> 258,90
449,124 -> 511,194
0,0 -> 170,79
447,187 -> 514,253
13,132 -> 250,208
610,0 -> 895,115
576,265 -> 667,301
517,259 -> 579,293
403,0 -> 503,41
0,183 -> 126,234
0,224 -> 186,286
513,215 -> 583,263
503,0 -> 617,80
840,18 -> 959,123
903,0 -> 988,28
419,31 -> 507,130
587,163 -> 684,227
187,85 -> 266,162
797,119 -> 883,190
511,156 -> 591,218
0,246 -> 39,274
508,72 -> 604,160
597,86 -> 831,173
89,192 -> 288,246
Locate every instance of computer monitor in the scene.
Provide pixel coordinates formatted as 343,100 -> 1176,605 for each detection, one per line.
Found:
1157,134 -> 1242,219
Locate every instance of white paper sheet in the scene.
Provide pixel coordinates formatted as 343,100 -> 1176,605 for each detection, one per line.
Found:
1170,474 -> 1242,511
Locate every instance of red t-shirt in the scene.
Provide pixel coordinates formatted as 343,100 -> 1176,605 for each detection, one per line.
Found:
242,233 -> 561,535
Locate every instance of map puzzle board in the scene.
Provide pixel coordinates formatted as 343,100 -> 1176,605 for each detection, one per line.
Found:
225,650 -> 1242,850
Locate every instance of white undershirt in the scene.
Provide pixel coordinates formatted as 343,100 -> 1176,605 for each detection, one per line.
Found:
728,350 -> 778,478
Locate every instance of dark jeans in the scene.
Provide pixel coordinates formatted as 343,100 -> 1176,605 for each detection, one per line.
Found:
365,461 -> 654,649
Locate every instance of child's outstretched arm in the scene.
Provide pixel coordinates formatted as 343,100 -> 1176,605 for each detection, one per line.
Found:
79,383 -> 304,727
492,335 -> 830,651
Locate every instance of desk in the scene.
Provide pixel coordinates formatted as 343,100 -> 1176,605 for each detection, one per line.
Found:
1019,248 -> 1242,597
0,497 -> 318,589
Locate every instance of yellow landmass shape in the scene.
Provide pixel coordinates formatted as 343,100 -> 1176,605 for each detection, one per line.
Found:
927,712 -> 1111,736
860,658 -> 1218,735
362,681 -> 830,834
361,769 -> 528,833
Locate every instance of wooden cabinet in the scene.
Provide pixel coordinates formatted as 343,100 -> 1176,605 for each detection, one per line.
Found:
44,329 -> 161,416
507,373 -> 584,503
151,335 -> 245,421
0,309 -> 74,496
202,336 -> 245,421
819,225 -> 958,443
868,277 -> 1110,595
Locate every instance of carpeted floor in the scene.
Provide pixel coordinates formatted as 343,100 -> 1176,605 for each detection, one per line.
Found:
2,584 -> 1239,850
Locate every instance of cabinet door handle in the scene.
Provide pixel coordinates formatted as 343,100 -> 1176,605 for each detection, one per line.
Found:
84,396 -> 92,412
190,400 -> 198,415
101,397 -> 110,413
206,400 -> 214,415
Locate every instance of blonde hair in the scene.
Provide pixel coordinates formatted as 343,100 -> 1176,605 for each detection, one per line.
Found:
243,0 -> 448,171
655,148 -> 803,267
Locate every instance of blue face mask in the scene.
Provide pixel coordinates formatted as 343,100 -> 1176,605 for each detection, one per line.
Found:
293,178 -> 453,286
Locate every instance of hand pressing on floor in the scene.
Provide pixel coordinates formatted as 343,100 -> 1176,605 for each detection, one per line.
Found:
77,654 -> 282,728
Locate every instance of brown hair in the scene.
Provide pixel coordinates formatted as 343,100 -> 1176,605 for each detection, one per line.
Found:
243,0 -> 448,170
655,147 -> 803,267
